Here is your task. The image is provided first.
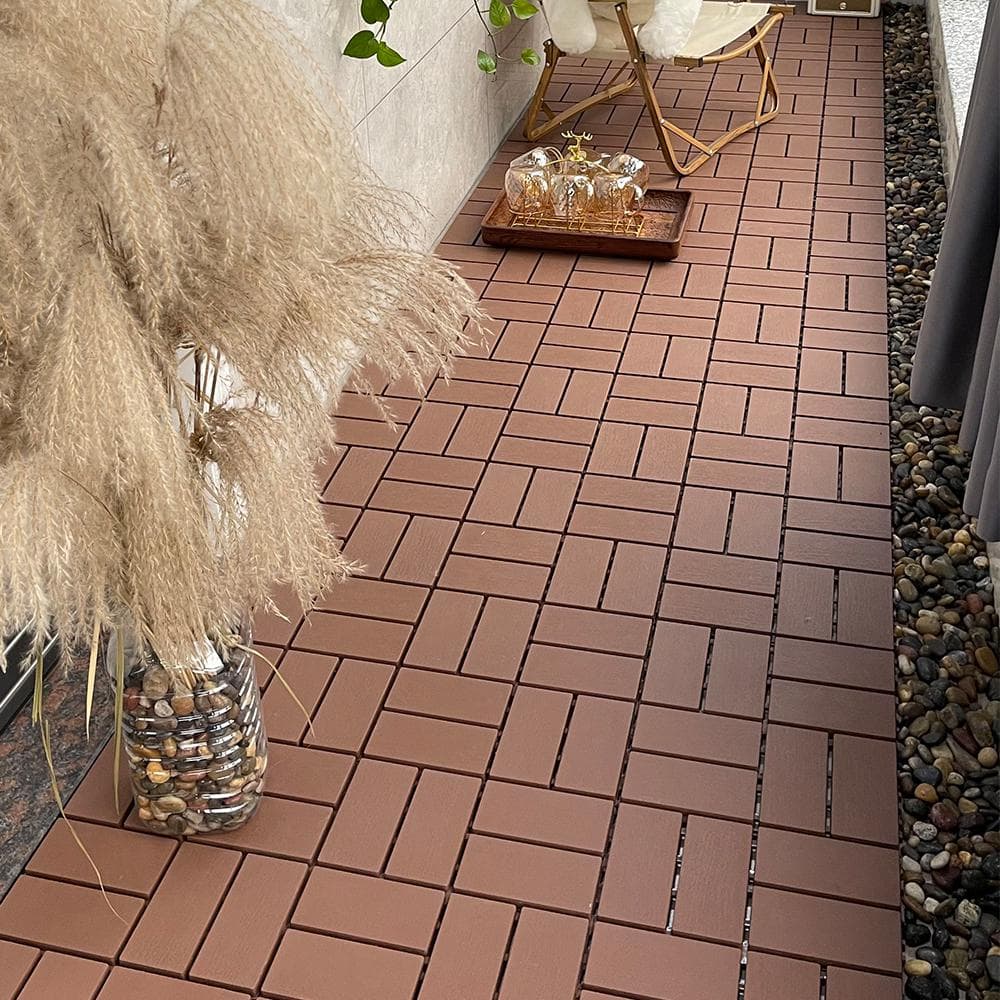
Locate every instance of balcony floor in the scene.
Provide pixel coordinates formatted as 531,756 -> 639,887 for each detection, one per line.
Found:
0,13 -> 901,1000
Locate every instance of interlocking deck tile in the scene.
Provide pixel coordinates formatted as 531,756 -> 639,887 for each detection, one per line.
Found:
16,952 -> 107,1000
264,929 -> 422,1000
826,967 -> 902,1000
319,758 -> 416,872
585,921 -> 742,999
0,876 -> 142,960
756,826 -> 899,907
744,951 -> 819,1000
386,770 -> 480,885
418,894 -> 514,1000
769,677 -> 895,738
474,781 -> 613,853
749,886 -> 901,973
672,815 -> 753,944
191,855 -> 306,991
760,723 -> 829,834
265,743 -> 352,805
261,649 -> 338,743
99,969 -> 249,1000
307,659 -> 393,751
599,804 -> 680,928
26,818 -> 175,895
197,795 -> 331,861
633,705 -> 761,768
121,843 -> 241,973
293,867 -> 444,952
498,908 -> 588,1000
1,19 -> 906,995
0,940 -> 38,1000
456,834 -> 601,914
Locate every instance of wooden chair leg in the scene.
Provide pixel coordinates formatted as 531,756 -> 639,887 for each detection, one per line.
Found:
616,2 -> 785,176
523,38 -> 637,143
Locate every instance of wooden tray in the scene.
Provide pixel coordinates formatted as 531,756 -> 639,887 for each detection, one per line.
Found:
480,188 -> 692,260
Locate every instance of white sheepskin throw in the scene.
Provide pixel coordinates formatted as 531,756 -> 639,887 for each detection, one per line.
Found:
545,0 -> 703,61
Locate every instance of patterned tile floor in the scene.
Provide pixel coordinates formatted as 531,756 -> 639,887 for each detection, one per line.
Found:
0,13 -> 902,1000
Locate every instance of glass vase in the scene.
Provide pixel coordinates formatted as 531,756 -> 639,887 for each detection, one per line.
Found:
106,627 -> 267,836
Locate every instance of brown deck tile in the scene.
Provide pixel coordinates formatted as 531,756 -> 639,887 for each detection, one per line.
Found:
599,803 -> 681,928
490,686 -> 572,785
120,844 -> 240,974
826,967 -> 902,1000
473,780 -> 612,853
498,909 -> 588,1000
0,876 -> 142,960
456,834 -> 601,913
99,969 -> 249,999
7,17 -> 905,995
749,887 -> 900,973
755,826 -> 899,906
585,922 -> 742,999
418,894 -> 514,1000
0,940 -> 38,1000
672,815 -> 753,944
191,855 -> 306,991
292,867 -> 443,952
17,952 -> 107,1000
264,929 -> 422,1000
386,770 -> 480,885
26,818 -> 175,895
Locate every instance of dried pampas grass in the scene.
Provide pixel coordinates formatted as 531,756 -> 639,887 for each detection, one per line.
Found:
0,0 -> 480,672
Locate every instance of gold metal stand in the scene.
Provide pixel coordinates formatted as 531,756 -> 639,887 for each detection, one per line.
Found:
524,2 -> 794,177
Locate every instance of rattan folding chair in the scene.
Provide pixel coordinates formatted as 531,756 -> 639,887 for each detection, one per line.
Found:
524,0 -> 794,176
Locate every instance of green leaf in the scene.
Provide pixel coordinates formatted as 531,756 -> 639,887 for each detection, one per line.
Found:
477,49 -> 498,73
344,29 -> 379,58
376,41 -> 406,66
488,0 -> 511,28
520,47 -> 541,65
511,0 -> 539,18
360,0 -> 390,23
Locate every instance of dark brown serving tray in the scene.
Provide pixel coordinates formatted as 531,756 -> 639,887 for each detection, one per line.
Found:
480,188 -> 692,260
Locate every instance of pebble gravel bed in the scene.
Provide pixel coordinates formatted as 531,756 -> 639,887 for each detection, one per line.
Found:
885,6 -> 1000,999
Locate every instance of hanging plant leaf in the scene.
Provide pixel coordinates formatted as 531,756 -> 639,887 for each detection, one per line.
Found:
477,49 -> 498,73
360,0 -> 390,24
511,0 -> 539,19
520,47 -> 541,65
376,41 -> 406,66
488,0 -> 511,28
344,29 -> 380,58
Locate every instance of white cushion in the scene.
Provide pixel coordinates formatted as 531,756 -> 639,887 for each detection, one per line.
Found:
582,0 -> 774,60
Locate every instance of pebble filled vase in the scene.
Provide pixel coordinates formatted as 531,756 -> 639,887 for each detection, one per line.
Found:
106,627 -> 267,836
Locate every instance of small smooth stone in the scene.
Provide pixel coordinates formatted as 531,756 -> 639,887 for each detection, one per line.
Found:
146,761 -> 170,784
979,748 -> 999,767
156,795 -> 187,815
165,814 -> 188,834
915,820 -> 940,841
957,901 -> 982,927
906,882 -> 927,903
975,648 -> 999,674
931,850 -> 952,870
142,666 -> 170,700
905,975 -> 940,1000
985,954 -> 1000,982
906,960 -> 934,978
171,694 -> 195,716
153,699 -> 174,718
916,783 -> 940,803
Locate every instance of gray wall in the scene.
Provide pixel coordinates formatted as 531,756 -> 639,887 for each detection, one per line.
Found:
265,1 -> 545,246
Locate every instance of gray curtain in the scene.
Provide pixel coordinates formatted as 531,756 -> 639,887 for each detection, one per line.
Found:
911,0 -> 1000,540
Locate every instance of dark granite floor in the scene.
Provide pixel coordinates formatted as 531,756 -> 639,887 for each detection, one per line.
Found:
0,660 -> 113,899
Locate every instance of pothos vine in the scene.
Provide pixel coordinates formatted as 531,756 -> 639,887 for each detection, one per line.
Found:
345,0 -> 542,73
